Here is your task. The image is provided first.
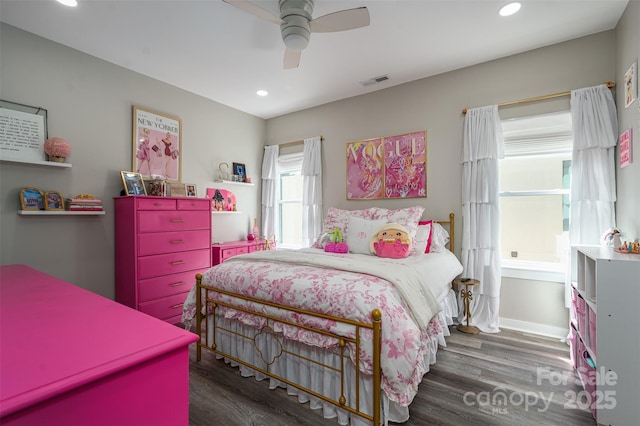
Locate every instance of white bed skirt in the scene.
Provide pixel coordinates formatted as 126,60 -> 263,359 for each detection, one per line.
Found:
202,288 -> 458,426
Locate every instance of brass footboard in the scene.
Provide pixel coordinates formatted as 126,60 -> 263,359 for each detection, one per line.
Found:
195,274 -> 382,425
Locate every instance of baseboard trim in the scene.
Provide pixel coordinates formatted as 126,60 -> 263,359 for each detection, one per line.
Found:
499,317 -> 569,341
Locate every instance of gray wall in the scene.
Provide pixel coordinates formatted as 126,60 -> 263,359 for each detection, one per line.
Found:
615,0 -> 640,239
265,30 -> 624,335
0,23 -> 265,299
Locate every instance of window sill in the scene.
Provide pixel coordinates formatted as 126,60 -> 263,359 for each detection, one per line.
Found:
501,260 -> 566,283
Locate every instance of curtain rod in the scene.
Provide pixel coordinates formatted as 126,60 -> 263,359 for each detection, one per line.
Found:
266,136 -> 323,149
461,81 -> 615,115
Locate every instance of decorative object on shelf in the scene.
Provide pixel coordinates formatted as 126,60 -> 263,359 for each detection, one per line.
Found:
615,240 -> 640,254
43,137 -> 71,162
217,162 -> 230,181
132,106 -> 182,182
602,227 -> 622,247
232,162 -> 246,182
0,100 -> 47,164
346,130 -> 426,200
252,217 -> 259,238
206,188 -> 236,211
247,233 -> 255,241
44,191 -> 65,211
185,184 -> 197,198
120,171 -> 147,196
66,195 -> 103,212
19,187 -> 44,210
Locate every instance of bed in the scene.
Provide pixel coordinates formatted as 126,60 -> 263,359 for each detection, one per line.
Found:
182,208 -> 462,425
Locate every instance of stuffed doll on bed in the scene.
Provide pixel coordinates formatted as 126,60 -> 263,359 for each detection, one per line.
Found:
370,223 -> 411,259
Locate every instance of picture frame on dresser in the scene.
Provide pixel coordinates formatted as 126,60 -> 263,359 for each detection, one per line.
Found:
20,187 -> 44,210
120,171 -> 147,196
185,184 -> 197,197
44,191 -> 65,211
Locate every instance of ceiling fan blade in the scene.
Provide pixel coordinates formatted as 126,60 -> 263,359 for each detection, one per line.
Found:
309,7 -> 370,33
222,0 -> 283,25
283,48 -> 301,69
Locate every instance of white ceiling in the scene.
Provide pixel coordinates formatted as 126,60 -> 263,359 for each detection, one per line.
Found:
0,0 -> 629,119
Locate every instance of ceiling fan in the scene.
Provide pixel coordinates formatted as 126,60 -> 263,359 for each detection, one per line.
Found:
223,0 -> 370,69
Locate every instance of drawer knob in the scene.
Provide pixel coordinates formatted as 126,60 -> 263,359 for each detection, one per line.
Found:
171,260 -> 185,265
170,281 -> 185,287
171,240 -> 186,244
171,303 -> 184,309
154,203 -> 162,206
170,218 -> 185,223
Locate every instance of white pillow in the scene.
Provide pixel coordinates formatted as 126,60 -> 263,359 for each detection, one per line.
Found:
414,223 -> 432,254
430,222 -> 450,252
346,216 -> 388,255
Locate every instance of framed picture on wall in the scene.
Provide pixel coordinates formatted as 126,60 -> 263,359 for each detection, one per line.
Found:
120,171 -> 147,196
132,106 -> 182,182
624,62 -> 637,108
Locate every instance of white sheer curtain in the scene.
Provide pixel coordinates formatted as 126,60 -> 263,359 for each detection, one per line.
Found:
569,85 -> 618,245
261,145 -> 279,239
565,85 -> 618,304
461,105 -> 504,333
301,137 -> 323,248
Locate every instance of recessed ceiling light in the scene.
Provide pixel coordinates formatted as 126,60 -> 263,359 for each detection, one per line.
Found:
57,0 -> 78,7
256,90 -> 268,97
499,2 -> 521,17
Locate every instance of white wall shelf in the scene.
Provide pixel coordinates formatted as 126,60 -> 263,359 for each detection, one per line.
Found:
1,158 -> 72,168
212,211 -> 242,215
18,210 -> 105,216
213,180 -> 254,187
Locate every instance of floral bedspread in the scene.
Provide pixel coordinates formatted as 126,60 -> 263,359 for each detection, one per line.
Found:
182,250 -> 450,406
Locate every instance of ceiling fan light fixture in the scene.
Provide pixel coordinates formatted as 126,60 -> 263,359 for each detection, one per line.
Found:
499,2 -> 521,17
282,31 -> 310,50
56,0 -> 78,6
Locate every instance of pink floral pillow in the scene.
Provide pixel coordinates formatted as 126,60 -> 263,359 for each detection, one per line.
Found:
312,207 -> 376,248
369,206 -> 425,254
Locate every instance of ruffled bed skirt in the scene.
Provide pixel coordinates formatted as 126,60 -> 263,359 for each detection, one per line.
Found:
200,289 -> 458,425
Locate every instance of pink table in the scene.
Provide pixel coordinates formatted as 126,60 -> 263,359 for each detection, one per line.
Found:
0,264 -> 198,426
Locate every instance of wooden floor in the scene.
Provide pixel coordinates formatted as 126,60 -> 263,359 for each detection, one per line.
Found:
188,327 -> 597,426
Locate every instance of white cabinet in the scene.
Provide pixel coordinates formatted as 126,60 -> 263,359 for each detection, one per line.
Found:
570,245 -> 640,425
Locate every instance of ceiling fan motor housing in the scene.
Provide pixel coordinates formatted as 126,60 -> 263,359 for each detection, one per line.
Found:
279,0 -> 313,50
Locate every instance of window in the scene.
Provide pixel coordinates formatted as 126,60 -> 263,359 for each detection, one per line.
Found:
499,111 -> 572,278
277,153 -> 303,249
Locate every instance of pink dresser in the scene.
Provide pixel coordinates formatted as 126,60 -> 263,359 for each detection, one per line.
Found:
114,196 -> 212,323
0,264 -> 198,426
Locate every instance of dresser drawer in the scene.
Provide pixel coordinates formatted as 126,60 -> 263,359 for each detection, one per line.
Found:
138,270 -> 202,303
139,292 -> 189,321
136,198 -> 177,210
138,249 -> 211,279
138,230 -> 211,256
236,246 -> 249,255
220,248 -> 237,261
177,199 -> 210,210
138,210 -> 210,233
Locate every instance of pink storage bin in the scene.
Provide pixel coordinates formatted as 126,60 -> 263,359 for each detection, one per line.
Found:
568,323 -> 578,368
570,287 -> 579,326
588,306 -> 597,356
581,350 -> 597,419
576,294 -> 586,334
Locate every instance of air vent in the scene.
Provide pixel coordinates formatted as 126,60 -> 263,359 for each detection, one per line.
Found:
360,74 -> 390,87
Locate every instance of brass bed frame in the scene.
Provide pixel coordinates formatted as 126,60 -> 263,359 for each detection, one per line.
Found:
195,213 -> 455,425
